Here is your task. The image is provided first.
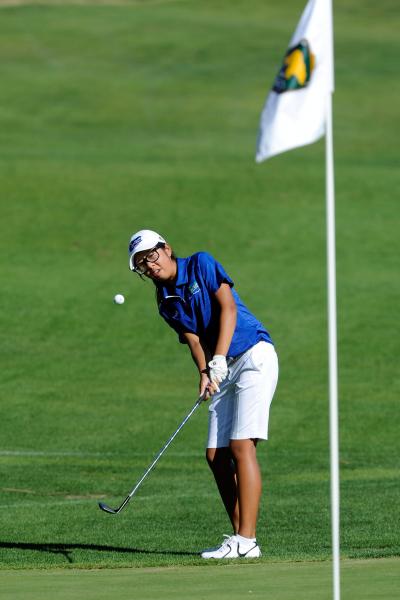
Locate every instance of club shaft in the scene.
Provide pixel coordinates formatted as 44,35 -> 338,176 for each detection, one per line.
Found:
105,395 -> 205,514
126,397 -> 203,501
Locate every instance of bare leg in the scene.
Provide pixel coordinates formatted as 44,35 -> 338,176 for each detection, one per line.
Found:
229,439 -> 261,538
206,447 -> 239,533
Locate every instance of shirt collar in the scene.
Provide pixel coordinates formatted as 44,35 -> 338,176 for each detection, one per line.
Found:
158,257 -> 189,304
174,257 -> 189,286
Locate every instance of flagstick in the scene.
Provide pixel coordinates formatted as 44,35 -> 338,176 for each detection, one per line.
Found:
325,90 -> 340,600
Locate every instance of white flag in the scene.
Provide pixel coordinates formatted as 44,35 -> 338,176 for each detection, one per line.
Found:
256,0 -> 334,162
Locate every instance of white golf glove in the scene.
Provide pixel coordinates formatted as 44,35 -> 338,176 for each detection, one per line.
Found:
208,355 -> 228,392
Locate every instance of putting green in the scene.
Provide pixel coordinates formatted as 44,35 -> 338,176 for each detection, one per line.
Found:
1,558 -> 399,600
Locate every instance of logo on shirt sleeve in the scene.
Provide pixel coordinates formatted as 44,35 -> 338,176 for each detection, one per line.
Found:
189,281 -> 200,297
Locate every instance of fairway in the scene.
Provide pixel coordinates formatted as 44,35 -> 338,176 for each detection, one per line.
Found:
1,559 -> 400,600
0,0 -> 399,595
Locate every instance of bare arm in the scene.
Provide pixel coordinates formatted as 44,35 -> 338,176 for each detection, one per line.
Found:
183,331 -> 211,373
213,283 -> 237,356
182,332 -> 215,398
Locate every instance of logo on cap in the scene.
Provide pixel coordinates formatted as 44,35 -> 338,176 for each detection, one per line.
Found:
129,236 -> 142,253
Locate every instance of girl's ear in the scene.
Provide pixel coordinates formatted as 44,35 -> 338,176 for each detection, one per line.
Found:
164,243 -> 172,258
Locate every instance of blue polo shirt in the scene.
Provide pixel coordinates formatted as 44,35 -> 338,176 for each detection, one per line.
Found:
157,252 -> 272,358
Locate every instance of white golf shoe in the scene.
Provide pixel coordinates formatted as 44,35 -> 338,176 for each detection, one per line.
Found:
201,535 -> 262,559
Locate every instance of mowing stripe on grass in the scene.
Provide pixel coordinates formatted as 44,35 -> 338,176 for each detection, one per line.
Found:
1,559 -> 399,600
0,450 -> 201,458
0,0 -> 192,8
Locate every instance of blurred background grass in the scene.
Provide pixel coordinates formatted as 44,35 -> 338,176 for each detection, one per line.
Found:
0,0 -> 399,568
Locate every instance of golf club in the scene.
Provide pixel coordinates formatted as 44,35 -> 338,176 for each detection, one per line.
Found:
99,393 -> 206,515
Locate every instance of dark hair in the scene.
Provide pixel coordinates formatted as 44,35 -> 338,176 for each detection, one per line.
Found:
151,244 -> 176,306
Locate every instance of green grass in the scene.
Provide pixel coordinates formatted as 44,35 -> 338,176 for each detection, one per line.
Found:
0,0 -> 399,578
2,559 -> 400,600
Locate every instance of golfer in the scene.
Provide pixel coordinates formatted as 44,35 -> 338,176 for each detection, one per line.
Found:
128,229 -> 278,559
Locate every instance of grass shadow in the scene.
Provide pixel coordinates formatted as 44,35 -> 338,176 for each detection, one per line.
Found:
0,541 -> 199,564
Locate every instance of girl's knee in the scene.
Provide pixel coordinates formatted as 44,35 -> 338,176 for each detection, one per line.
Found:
229,439 -> 257,460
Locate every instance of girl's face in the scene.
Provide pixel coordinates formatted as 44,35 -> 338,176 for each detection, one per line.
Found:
134,244 -> 177,282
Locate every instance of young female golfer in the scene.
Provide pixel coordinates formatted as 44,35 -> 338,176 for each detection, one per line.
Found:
128,229 -> 278,559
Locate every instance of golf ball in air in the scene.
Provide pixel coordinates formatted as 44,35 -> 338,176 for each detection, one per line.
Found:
114,294 -> 125,305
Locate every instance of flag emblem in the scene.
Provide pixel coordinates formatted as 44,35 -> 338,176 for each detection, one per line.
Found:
272,39 -> 315,94
256,0 -> 333,162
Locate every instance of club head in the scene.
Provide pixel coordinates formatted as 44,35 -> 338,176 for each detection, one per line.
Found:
98,501 -> 118,514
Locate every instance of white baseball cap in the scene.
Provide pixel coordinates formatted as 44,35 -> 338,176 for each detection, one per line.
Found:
128,229 -> 166,271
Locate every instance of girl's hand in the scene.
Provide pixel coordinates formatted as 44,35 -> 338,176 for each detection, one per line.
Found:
208,355 -> 228,388
199,372 -> 219,400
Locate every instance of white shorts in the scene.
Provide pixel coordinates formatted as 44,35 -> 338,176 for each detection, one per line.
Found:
207,341 -> 278,448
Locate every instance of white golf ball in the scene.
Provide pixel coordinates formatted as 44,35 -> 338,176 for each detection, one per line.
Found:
114,294 -> 125,305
